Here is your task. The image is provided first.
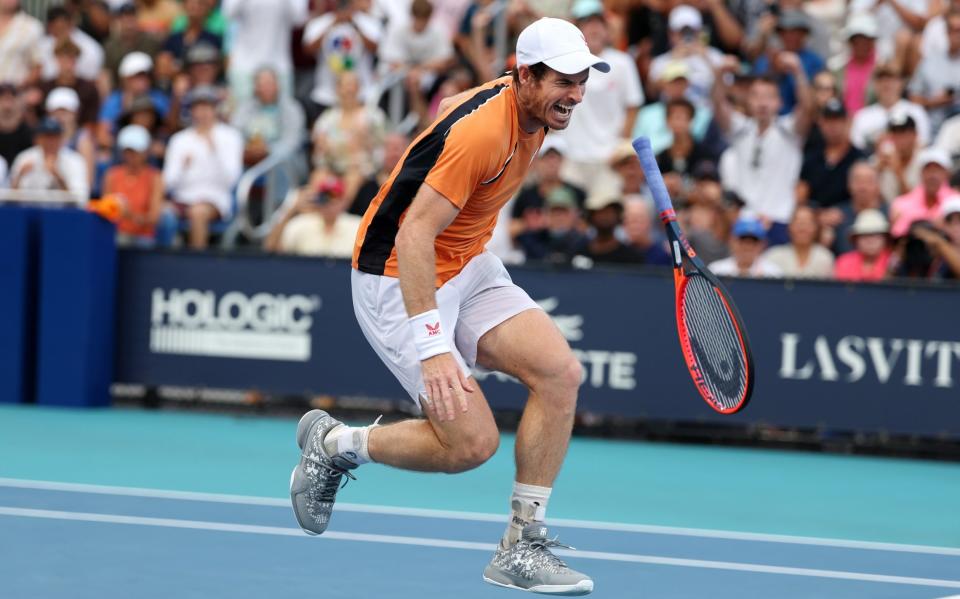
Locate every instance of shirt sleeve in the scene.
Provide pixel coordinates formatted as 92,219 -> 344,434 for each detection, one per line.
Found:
62,153 -> 89,203
423,119 -> 502,209
289,0 -> 309,27
618,52 -> 644,108
162,133 -> 184,192
303,15 -> 333,47
378,25 -> 405,65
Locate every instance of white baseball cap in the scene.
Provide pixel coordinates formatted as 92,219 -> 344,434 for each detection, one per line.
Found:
917,146 -> 952,170
45,87 -> 79,113
850,209 -> 889,236
516,17 -> 610,75
119,51 -> 153,78
117,124 -> 150,152
669,4 -> 703,31
844,12 -> 878,39
538,134 -> 567,157
942,196 -> 960,218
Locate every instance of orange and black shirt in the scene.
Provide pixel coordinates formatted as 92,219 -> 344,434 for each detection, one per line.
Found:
352,76 -> 545,287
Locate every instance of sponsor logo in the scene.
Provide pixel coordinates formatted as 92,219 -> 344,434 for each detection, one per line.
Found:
150,288 -> 321,362
473,298 -> 638,391
426,322 -> 441,337
780,333 -> 960,388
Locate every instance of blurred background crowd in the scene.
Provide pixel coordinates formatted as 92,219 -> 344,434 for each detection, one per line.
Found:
1,0 -> 960,282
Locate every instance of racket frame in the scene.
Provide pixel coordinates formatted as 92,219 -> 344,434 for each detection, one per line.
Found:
659,208 -> 755,414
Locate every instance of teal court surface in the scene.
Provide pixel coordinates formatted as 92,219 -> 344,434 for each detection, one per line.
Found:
1,404 -> 959,598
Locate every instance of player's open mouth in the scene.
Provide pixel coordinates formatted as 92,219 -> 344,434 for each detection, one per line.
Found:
552,102 -> 573,119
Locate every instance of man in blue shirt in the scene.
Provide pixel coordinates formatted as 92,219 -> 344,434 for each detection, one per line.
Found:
753,10 -> 824,114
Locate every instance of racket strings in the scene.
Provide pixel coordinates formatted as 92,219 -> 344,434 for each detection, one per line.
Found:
680,275 -> 748,410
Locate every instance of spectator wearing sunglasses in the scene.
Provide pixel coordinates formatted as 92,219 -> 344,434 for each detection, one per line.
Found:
714,52 -> 814,246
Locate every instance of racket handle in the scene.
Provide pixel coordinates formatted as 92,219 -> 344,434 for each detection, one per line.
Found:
631,136 -> 675,218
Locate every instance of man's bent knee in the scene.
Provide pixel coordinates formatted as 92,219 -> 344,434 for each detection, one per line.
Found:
443,427 -> 500,473
529,354 -> 581,417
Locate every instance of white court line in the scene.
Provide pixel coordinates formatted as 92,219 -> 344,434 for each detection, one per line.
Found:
1,506 -> 959,590
2,477 -> 959,557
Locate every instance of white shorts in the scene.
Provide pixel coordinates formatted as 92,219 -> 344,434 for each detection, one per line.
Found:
351,252 -> 541,407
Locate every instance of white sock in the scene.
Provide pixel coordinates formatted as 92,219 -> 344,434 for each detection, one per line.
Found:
503,481 -> 551,547
322,419 -> 381,465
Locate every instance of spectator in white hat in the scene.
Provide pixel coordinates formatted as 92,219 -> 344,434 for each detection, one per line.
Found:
45,86 -> 94,187
890,147 -> 960,236
874,111 -> 922,203
849,62 -> 931,152
834,208 -> 892,281
834,13 -> 878,116
163,85 -> 243,249
103,124 -> 164,246
98,52 -> 171,148
10,116 -> 89,203
649,4 -> 726,109
557,0 -> 644,193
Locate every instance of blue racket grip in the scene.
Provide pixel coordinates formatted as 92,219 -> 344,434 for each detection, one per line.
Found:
632,136 -> 675,217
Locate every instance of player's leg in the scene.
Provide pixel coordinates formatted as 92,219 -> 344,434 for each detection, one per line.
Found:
290,270 -> 501,535
475,308 -> 582,539
365,379 -> 499,473
474,308 -> 593,595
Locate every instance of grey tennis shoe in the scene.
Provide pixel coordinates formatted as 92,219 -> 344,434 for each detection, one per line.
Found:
289,409 -> 358,536
483,523 -> 594,595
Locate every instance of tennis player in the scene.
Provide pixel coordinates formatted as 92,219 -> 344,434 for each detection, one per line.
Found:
290,17 -> 609,595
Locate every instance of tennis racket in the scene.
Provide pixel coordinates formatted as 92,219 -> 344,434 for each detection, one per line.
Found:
632,137 -> 754,414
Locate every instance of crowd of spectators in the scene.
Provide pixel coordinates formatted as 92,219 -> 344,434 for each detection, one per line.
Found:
0,0 -> 959,281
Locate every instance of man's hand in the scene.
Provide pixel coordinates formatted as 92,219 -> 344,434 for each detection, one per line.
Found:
912,225 -> 948,254
778,51 -> 802,75
717,54 -> 740,74
420,353 -> 474,422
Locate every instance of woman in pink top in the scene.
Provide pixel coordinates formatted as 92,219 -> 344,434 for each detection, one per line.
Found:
834,209 -> 892,281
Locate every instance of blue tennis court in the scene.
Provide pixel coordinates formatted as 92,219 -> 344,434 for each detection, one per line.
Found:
2,405 -> 959,598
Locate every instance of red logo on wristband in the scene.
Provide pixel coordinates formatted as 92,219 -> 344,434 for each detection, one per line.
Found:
425,322 -> 441,337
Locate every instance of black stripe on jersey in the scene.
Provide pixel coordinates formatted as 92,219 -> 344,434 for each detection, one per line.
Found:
356,83 -> 509,276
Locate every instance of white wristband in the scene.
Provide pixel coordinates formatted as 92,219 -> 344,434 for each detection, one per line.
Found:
408,309 -> 450,361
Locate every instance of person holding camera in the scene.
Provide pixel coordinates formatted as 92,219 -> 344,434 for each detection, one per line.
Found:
649,5 -> 726,109
264,170 -> 361,257
923,197 -> 960,277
